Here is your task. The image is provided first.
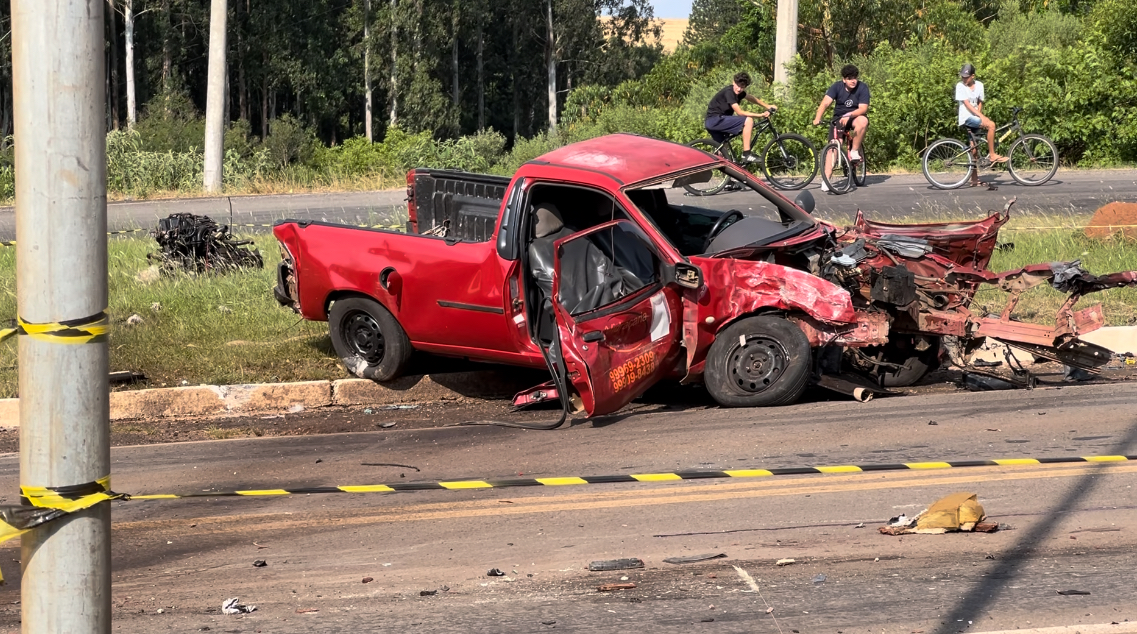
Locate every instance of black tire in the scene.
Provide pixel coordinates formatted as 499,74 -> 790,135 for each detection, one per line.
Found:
820,142 -> 854,194
683,139 -> 731,196
849,336 -> 941,388
852,149 -> 867,187
1007,134 -> 1058,186
760,133 -> 818,190
328,296 -> 412,382
922,138 -> 973,189
704,315 -> 811,407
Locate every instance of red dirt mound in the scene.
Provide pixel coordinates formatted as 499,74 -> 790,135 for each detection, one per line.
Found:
1085,201 -> 1137,240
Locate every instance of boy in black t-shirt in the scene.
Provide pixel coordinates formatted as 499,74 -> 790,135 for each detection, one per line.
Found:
704,72 -> 777,164
812,65 -> 870,189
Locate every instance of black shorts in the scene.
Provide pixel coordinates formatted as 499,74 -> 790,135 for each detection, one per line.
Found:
830,116 -> 862,139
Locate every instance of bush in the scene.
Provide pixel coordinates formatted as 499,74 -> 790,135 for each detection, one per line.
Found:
132,92 -> 206,153
263,114 -> 319,168
106,130 -> 203,197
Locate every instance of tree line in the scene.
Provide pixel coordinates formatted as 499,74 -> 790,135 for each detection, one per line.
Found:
0,0 -> 662,146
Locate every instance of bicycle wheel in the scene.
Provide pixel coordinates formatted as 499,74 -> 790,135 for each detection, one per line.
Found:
852,149 -> 867,187
1007,134 -> 1058,186
922,138 -> 974,189
820,142 -> 854,194
683,139 -> 731,196
760,133 -> 818,190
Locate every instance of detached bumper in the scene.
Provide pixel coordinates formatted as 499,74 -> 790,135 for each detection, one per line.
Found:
789,311 -> 890,348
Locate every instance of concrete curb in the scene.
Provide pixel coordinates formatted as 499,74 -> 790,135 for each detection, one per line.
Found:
0,369 -> 541,429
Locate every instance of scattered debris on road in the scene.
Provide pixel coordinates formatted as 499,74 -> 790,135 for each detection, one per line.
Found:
589,558 -> 645,571
880,492 -> 1000,535
362,577 -> 373,583
295,608 -> 319,614
775,558 -> 796,566
960,371 -> 1036,392
1057,589 -> 1091,596
221,598 -> 257,615
252,560 -> 267,568
487,568 -> 506,577
812,574 -> 827,583
361,461 -> 420,471
419,589 -> 437,596
663,553 -> 727,564
597,583 -> 637,592
109,370 -> 146,384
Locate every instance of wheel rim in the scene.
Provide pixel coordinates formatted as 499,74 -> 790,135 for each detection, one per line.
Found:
924,140 -> 972,188
763,137 -> 816,189
685,141 -> 731,195
342,310 -> 386,364
727,336 -> 788,394
1009,136 -> 1056,184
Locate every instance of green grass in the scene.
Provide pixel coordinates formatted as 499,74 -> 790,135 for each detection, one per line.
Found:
0,222 -> 1135,399
0,234 -> 346,398
975,224 -> 1137,326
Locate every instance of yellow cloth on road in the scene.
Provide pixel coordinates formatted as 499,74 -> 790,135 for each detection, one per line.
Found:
916,491 -> 986,532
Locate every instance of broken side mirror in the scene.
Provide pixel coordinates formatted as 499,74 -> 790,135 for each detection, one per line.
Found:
794,190 -> 816,214
674,263 -> 703,290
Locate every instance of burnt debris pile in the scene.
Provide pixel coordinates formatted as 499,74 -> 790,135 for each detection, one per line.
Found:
148,213 -> 263,274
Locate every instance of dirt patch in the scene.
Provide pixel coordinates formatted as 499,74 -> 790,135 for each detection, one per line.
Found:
1085,201 -> 1137,240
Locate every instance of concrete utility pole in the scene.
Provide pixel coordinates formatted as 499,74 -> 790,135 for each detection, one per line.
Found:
203,0 -> 228,192
11,1 -> 111,632
773,0 -> 799,86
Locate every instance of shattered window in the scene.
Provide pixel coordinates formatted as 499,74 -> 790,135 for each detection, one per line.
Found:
625,166 -> 815,256
557,222 -> 660,317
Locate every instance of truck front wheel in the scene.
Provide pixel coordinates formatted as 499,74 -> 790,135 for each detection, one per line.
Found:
704,316 -> 811,408
328,297 -> 412,382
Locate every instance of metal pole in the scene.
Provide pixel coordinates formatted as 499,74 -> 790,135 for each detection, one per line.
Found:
203,0 -> 228,193
11,1 -> 111,632
773,0 -> 799,86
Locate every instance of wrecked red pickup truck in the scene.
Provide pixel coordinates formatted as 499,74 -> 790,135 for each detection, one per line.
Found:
272,133 -> 1136,416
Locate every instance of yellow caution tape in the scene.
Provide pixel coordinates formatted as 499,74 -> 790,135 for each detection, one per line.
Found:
0,312 -> 109,345
0,477 -> 122,583
2,454 -> 1135,584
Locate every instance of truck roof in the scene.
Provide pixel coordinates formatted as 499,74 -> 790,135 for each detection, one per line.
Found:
529,133 -> 715,186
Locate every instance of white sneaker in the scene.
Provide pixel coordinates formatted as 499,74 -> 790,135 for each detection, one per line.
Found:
849,150 -> 861,162
820,181 -> 830,192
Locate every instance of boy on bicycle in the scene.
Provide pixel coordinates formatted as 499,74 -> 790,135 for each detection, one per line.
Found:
812,64 -> 869,191
704,72 -> 778,164
956,63 -> 1007,173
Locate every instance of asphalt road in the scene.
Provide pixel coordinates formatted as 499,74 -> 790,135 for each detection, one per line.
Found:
1,382 -> 1135,632
0,168 -> 1133,241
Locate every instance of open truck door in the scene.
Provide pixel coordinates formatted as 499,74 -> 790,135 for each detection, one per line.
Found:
551,220 -> 686,416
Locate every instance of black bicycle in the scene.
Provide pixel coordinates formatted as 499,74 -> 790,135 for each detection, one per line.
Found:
922,106 -> 1058,189
818,119 -> 867,195
684,110 -> 818,195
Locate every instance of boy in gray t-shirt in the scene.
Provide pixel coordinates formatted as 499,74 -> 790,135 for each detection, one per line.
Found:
955,63 -> 1006,166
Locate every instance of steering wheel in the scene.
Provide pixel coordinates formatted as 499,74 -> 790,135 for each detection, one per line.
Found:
703,210 -> 745,253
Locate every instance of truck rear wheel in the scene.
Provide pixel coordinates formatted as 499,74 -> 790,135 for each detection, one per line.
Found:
704,316 -> 811,408
328,297 -> 412,382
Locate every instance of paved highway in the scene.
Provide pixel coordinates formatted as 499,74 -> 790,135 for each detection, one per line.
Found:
0,382 -> 1134,632
0,168 -> 1132,241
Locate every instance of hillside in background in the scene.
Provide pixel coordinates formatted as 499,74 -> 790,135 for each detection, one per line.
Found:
658,18 -> 688,52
